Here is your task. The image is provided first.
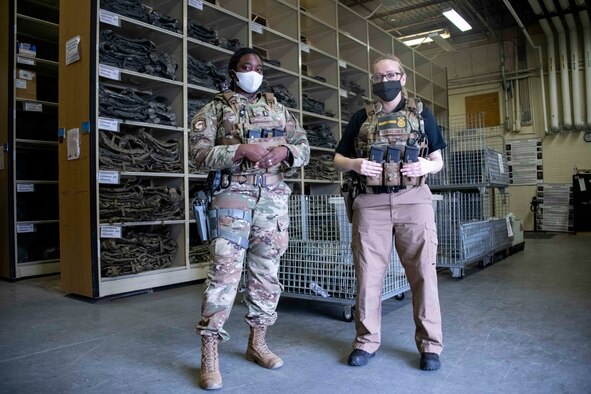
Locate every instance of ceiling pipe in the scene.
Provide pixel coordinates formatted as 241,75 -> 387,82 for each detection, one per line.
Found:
576,1 -> 591,128
512,0 -> 550,133
544,0 -> 572,129
558,0 -> 583,129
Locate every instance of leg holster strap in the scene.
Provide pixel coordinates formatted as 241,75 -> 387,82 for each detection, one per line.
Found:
207,208 -> 252,249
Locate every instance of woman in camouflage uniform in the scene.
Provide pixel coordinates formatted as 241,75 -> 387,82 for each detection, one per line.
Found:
189,47 -> 310,390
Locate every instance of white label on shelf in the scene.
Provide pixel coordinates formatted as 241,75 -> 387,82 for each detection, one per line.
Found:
67,128 -> 81,160
18,70 -> 34,80
17,223 -> 35,233
15,79 -> 26,89
17,183 -> 35,192
339,89 -> 348,98
17,55 -> 36,66
24,102 -> 43,112
98,117 -> 120,132
98,64 -> 121,80
99,10 -> 120,27
506,217 -> 514,237
580,177 -> 586,192
251,22 -> 263,34
497,153 -> 505,174
339,60 -> 347,68
300,43 -> 310,53
188,0 -> 203,10
100,225 -> 122,239
65,35 -> 81,65
98,170 -> 120,184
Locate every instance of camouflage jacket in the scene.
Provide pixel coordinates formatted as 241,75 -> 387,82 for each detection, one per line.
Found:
189,91 -> 310,174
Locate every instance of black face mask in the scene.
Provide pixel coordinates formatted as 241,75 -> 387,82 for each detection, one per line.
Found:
372,80 -> 402,102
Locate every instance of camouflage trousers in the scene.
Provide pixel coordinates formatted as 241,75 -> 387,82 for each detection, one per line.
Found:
196,180 -> 291,341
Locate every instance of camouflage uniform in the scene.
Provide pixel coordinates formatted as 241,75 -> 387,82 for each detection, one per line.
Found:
190,91 -> 309,341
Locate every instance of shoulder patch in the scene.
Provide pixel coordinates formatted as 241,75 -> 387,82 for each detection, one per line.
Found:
193,119 -> 206,132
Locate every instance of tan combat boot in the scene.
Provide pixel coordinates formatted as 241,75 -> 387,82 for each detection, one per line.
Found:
199,336 -> 222,390
245,325 -> 284,369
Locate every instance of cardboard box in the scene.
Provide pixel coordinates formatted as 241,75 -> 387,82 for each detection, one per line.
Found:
15,69 -> 37,100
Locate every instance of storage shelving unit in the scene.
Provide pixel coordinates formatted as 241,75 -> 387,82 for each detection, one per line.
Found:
56,0 -> 447,298
0,0 -> 60,279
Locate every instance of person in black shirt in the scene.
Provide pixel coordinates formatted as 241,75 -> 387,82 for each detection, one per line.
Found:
334,54 -> 446,371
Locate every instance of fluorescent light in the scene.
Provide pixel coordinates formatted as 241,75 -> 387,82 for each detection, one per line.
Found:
442,8 -> 472,32
402,31 -> 451,47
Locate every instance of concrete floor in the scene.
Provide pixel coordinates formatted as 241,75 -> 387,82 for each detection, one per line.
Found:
1,232 -> 590,394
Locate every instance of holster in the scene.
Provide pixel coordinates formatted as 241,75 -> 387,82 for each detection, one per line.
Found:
383,162 -> 401,186
341,183 -> 354,224
192,195 -> 209,242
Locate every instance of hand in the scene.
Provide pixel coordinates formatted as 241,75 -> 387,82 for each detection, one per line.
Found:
256,146 -> 289,169
353,158 -> 382,177
400,157 -> 434,177
235,144 -> 269,163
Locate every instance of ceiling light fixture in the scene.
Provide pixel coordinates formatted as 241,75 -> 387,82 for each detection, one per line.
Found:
442,8 -> 472,32
428,32 -> 455,51
401,31 -> 451,47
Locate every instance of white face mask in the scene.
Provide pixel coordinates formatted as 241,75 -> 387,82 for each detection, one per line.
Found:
234,71 -> 263,93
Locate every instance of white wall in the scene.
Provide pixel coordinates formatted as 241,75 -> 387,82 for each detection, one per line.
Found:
425,35 -> 591,230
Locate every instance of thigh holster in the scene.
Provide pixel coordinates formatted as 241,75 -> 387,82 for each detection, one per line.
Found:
207,208 -> 253,249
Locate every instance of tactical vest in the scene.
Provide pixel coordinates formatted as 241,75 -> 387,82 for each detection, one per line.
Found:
215,90 -> 287,180
354,98 -> 428,188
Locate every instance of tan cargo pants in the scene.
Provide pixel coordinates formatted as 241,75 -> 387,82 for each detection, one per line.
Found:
351,185 -> 443,355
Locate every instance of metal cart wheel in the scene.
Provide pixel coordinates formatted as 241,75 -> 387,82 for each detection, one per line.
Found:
343,305 -> 355,322
395,292 -> 405,300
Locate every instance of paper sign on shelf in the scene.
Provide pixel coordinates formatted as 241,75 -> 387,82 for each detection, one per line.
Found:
100,225 -> 122,239
17,184 -> 35,192
251,22 -> 263,34
300,43 -> 310,53
98,171 -> 120,184
579,177 -> 587,192
65,35 -> 81,65
19,70 -> 34,80
17,224 -> 35,233
339,60 -> 347,68
67,128 -> 80,160
188,0 -> 203,10
24,102 -> 42,112
99,10 -> 120,27
17,55 -> 35,65
98,64 -> 120,80
339,89 -> 348,97
98,117 -> 120,132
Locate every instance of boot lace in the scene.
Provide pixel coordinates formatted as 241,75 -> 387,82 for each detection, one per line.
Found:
254,327 -> 271,355
202,336 -> 218,372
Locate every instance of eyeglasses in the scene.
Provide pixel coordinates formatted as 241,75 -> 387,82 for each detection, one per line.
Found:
371,72 -> 404,83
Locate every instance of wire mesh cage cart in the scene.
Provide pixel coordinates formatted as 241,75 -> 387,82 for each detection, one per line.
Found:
434,190 -> 513,278
281,194 -> 409,321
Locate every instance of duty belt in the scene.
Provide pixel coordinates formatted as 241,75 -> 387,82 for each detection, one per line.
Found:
365,185 -> 407,194
231,173 -> 284,187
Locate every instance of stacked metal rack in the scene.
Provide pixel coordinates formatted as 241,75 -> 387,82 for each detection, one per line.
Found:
281,195 -> 409,321
429,115 -> 515,278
